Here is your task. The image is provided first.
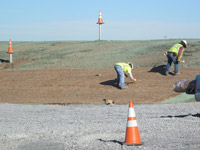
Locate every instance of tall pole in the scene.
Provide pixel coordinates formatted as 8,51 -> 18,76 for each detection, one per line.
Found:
99,24 -> 102,40
97,10 -> 104,41
9,54 -> 13,63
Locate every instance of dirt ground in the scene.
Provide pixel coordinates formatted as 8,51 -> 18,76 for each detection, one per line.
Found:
0,61 -> 199,105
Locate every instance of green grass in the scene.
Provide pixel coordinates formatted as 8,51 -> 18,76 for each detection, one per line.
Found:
161,93 -> 196,104
0,39 -> 200,70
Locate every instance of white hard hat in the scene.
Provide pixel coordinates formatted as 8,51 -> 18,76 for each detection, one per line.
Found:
180,40 -> 187,48
128,62 -> 134,69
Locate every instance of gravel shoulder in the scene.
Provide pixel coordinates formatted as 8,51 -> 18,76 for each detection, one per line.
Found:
0,102 -> 200,150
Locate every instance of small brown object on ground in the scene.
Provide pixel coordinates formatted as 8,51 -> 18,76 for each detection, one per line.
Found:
103,99 -> 115,105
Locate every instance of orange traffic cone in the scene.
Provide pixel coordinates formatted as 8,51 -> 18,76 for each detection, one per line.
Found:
124,101 -> 142,146
8,39 -> 13,53
97,10 -> 104,24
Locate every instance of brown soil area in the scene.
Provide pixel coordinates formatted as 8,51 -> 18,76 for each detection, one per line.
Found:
0,65 -> 199,105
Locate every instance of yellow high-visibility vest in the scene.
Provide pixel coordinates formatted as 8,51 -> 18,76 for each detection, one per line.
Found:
115,62 -> 132,73
168,43 -> 185,58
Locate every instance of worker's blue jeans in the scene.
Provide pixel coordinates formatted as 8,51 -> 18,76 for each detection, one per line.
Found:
114,65 -> 125,89
166,52 -> 179,75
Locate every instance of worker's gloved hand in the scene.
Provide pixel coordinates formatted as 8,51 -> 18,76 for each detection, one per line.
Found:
132,78 -> 136,81
177,58 -> 180,62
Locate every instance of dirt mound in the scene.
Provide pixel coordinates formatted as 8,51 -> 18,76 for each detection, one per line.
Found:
0,67 -> 199,105
0,58 -> 37,70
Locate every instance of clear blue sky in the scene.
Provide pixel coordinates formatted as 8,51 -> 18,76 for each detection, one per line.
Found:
1,0 -> 200,41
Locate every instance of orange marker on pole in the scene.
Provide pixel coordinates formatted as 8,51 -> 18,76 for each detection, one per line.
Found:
96,10 -> 104,40
8,39 -> 13,54
8,39 -> 13,63
97,10 -> 104,24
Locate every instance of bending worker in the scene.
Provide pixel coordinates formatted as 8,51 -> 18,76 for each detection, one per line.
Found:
114,62 -> 136,89
165,40 -> 187,76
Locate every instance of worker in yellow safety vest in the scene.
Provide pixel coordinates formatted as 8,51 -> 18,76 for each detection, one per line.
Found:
114,62 -> 136,89
165,40 -> 187,76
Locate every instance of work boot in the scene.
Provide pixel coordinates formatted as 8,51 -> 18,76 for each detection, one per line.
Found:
121,86 -> 128,90
174,72 -> 181,76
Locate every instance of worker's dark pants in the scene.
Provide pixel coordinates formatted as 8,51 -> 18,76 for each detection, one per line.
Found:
166,52 -> 179,75
114,65 -> 125,89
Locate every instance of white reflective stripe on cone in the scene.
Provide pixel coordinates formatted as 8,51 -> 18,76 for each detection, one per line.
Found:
127,120 -> 138,127
128,108 -> 136,117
